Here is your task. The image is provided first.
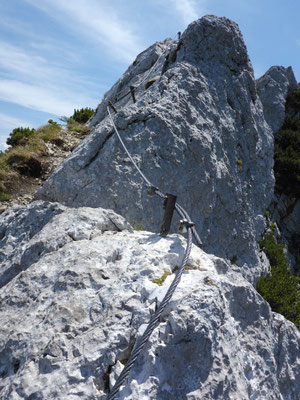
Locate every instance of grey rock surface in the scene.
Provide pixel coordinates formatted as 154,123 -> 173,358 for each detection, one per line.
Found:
36,15 -> 275,283
256,66 -> 297,135
0,201 -> 131,289
0,201 -> 299,400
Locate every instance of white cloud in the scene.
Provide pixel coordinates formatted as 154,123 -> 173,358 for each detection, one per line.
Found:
0,41 -> 93,90
0,41 -> 100,116
0,41 -> 53,82
25,0 -> 144,64
0,80 -> 97,116
169,0 -> 204,25
0,112 -> 31,131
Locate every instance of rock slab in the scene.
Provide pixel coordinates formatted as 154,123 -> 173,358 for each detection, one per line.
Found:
0,201 -> 299,399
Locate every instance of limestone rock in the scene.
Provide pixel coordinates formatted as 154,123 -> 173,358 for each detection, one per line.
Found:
256,66 -> 297,134
0,202 -> 299,400
36,15 -> 275,283
0,201 -> 131,289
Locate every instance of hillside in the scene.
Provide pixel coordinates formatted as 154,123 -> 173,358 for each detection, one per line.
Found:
0,118 -> 91,212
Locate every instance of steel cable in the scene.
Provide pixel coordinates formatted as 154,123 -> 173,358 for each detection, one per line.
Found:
106,226 -> 193,400
107,106 -> 152,187
107,106 -> 202,247
103,51 -> 202,397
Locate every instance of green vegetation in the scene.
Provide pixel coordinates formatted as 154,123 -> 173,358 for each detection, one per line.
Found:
274,117 -> 300,198
173,263 -> 198,272
274,85 -> 300,198
286,85 -> 300,113
257,224 -> 300,330
264,209 -> 270,220
133,223 -> 144,231
0,122 -> 64,192
71,107 -> 95,123
0,192 -> 11,202
236,158 -> 243,173
0,106 -> 94,201
48,119 -> 59,126
35,123 -> 61,144
152,271 -> 171,286
6,127 -> 36,147
67,118 -> 91,135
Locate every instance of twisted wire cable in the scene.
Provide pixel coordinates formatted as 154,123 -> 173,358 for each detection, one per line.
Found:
107,106 -> 202,247
104,65 -> 201,398
107,106 -> 152,187
106,226 -> 193,400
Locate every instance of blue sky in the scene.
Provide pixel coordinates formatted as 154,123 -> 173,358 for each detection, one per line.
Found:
0,0 -> 299,149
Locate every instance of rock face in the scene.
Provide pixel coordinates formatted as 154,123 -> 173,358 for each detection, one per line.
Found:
0,201 -> 299,400
256,66 -> 297,135
36,15 -> 275,283
259,70 -> 300,274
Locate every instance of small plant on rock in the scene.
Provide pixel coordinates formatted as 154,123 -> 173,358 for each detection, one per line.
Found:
6,127 -> 36,147
152,271 -> 171,286
257,223 -> 300,330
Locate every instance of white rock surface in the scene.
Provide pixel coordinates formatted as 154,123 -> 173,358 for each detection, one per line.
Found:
256,66 -> 297,134
35,15 -> 275,283
0,201 -> 299,400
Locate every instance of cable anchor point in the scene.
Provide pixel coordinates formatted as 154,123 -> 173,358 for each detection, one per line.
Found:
130,86 -> 136,103
108,101 -> 118,114
147,185 -> 159,197
178,219 -> 195,233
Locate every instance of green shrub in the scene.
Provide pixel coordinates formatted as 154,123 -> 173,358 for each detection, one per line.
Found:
71,107 -> 95,123
274,86 -> 300,198
257,227 -> 300,329
48,119 -> 59,126
6,127 -> 36,147
286,86 -> 300,112
67,118 -> 91,135
236,158 -> 243,173
274,119 -> 300,198
0,192 -> 11,202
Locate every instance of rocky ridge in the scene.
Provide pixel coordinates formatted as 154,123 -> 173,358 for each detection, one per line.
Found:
35,15 -> 276,284
0,15 -> 300,400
